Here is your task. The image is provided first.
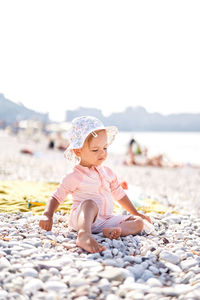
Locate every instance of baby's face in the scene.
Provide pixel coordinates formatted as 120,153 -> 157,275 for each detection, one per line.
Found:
78,130 -> 108,168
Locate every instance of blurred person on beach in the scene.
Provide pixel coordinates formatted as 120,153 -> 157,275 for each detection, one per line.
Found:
125,138 -> 181,168
47,133 -> 55,149
39,116 -> 151,253
47,132 -> 69,151
125,138 -> 147,166
129,138 -> 143,156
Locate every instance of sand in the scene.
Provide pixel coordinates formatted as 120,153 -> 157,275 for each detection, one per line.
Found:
1,130 -> 200,216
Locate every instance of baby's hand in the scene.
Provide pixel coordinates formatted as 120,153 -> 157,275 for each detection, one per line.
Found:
138,213 -> 151,224
39,215 -> 53,231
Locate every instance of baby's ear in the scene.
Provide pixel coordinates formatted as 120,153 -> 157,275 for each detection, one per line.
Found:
73,149 -> 81,157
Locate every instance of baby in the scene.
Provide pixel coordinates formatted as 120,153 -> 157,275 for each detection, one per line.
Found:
39,116 -> 151,253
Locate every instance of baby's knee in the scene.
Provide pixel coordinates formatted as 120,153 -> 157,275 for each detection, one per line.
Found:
81,199 -> 98,210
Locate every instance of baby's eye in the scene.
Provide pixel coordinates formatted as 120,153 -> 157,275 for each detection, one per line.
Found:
92,149 -> 98,152
104,147 -> 107,151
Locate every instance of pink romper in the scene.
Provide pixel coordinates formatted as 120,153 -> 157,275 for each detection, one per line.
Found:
52,164 -> 130,233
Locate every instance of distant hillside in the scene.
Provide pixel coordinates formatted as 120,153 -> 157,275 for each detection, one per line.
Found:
0,94 -> 49,124
66,106 -> 200,131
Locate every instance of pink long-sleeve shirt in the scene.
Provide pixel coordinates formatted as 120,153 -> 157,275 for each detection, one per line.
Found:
52,164 -> 126,227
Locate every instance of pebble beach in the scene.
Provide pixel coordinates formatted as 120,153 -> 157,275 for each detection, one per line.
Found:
1,131 -> 200,300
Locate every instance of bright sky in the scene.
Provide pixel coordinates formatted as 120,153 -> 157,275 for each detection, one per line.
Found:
0,0 -> 200,121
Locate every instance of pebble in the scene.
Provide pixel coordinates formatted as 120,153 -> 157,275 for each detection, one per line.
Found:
147,277 -> 163,287
141,269 -> 154,281
44,280 -> 68,292
99,268 -> 124,282
0,290 -> 8,299
21,267 -> 38,278
159,250 -> 180,264
1,210 -> 200,299
106,295 -> 120,300
180,258 -> 199,271
23,278 -> 44,295
131,264 -> 145,279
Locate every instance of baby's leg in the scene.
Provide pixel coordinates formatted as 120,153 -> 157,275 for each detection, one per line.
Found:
102,227 -> 122,239
76,200 -> 106,253
119,216 -> 144,236
103,216 -> 144,238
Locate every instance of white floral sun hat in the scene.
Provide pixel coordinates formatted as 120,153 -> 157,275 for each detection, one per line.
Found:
64,116 -> 118,163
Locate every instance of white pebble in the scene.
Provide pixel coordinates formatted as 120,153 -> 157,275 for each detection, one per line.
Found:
44,281 -> 67,292
159,251 -> 180,264
21,268 -> 38,278
147,277 -> 163,287
23,278 -> 44,294
180,258 -> 199,271
0,257 -> 11,270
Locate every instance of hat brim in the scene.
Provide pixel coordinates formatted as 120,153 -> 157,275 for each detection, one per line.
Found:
64,125 -> 118,162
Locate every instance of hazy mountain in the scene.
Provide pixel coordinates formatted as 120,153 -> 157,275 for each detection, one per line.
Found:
1,93 -> 199,131
0,93 -> 49,124
66,106 -> 200,131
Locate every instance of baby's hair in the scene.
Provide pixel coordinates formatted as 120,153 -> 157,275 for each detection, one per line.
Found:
129,138 -> 136,147
85,129 -> 106,146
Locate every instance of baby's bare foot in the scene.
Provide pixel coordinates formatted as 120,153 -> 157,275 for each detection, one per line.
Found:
76,231 -> 106,253
103,227 -> 121,239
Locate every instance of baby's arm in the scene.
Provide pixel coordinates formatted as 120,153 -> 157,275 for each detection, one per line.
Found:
39,171 -> 78,231
118,195 -> 151,223
39,197 -> 60,231
106,166 -> 151,223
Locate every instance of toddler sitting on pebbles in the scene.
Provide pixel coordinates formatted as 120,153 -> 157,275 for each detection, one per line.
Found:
39,116 -> 151,253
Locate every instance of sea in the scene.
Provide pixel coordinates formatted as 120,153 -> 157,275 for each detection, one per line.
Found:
109,131 -> 200,166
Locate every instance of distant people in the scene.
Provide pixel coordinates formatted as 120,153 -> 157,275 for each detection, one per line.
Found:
145,154 -> 165,167
126,138 -> 147,166
129,138 -> 142,155
46,132 -> 55,150
20,148 -> 34,155
145,154 -> 182,168
46,132 -> 69,151
48,140 -> 55,149
56,132 -> 69,151
125,138 -> 181,168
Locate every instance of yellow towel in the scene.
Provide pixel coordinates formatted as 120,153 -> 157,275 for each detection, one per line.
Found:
137,198 -> 178,214
0,180 -> 71,214
0,180 -> 178,215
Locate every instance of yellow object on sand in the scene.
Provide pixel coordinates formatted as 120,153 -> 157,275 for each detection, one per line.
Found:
137,198 -> 178,214
0,180 -> 178,215
0,181 -> 71,214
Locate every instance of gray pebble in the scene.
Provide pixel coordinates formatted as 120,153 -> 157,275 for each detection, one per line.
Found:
141,270 -> 154,281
